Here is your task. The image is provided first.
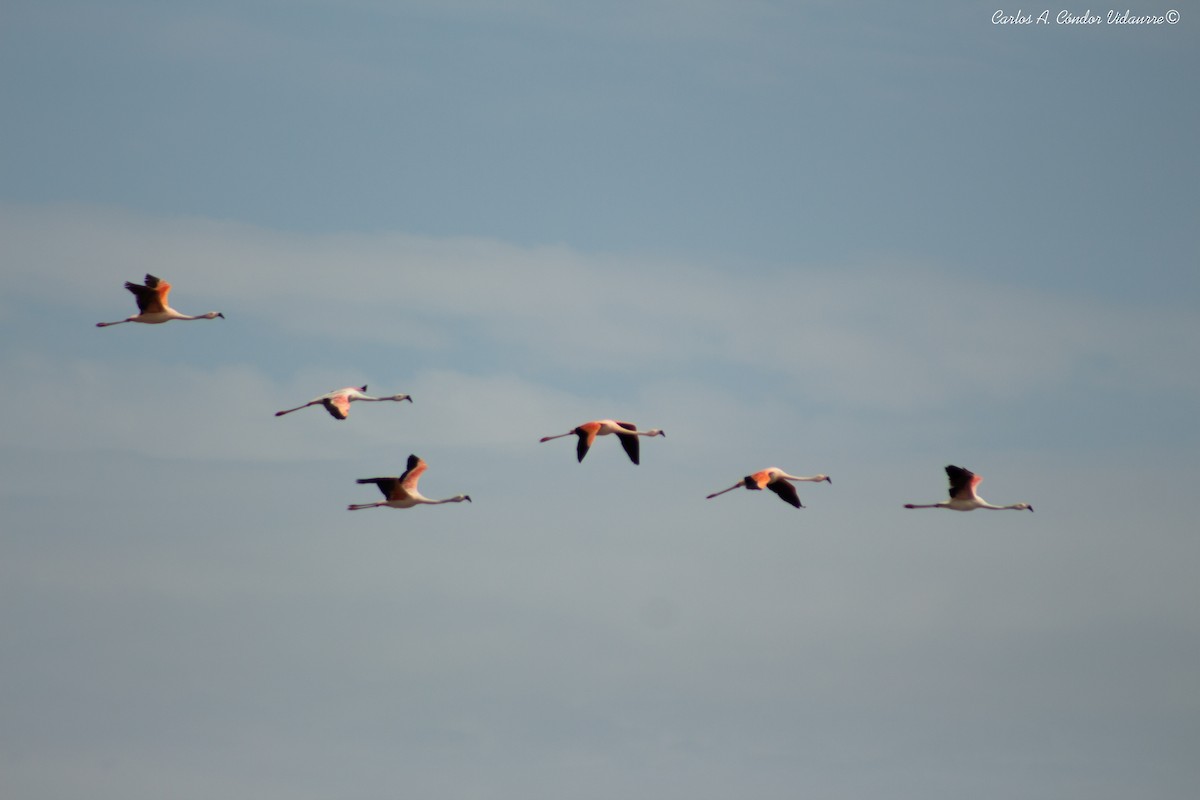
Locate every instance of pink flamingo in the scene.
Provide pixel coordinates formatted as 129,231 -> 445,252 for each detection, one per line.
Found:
348,455 -> 471,511
706,468 -> 831,508
539,419 -> 665,464
275,385 -> 412,420
96,274 -> 224,327
904,465 -> 1033,512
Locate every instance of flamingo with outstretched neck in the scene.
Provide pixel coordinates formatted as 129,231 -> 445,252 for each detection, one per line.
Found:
539,419 -> 665,464
904,465 -> 1033,512
706,468 -> 831,508
275,386 -> 412,420
348,455 -> 471,511
97,274 -> 224,327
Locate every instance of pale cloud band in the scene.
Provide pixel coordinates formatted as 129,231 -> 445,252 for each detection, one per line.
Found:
7,203 -> 1195,378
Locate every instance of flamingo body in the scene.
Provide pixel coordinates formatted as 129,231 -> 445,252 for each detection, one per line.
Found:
904,465 -> 1033,512
539,419 -> 665,464
96,274 -> 224,327
348,454 -> 471,510
706,467 -> 831,508
275,385 -> 413,420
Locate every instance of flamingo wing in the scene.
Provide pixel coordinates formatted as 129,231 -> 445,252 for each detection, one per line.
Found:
125,275 -> 170,314
323,394 -> 352,420
766,480 -> 802,508
748,470 -> 772,490
614,421 -> 641,464
399,454 -> 427,492
357,477 -> 400,499
944,465 -> 980,500
574,423 -> 599,463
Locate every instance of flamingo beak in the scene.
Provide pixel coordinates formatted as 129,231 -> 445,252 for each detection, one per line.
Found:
824,476 -> 832,483
217,312 -> 226,319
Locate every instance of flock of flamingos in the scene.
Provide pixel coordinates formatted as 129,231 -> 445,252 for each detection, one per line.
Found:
97,274 -> 1035,514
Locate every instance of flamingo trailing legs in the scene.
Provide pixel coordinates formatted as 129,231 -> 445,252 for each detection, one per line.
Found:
96,275 -> 224,327
275,386 -> 412,420
348,455 -> 471,510
904,465 -> 1033,511
706,468 -> 831,508
539,419 -> 665,464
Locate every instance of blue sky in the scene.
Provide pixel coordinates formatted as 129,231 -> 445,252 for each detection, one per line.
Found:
2,2 -> 1198,798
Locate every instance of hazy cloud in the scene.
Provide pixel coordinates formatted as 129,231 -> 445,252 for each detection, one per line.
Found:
5,204 -> 1196,416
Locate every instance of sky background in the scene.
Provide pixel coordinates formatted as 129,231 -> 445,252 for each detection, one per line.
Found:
2,1 -> 1198,798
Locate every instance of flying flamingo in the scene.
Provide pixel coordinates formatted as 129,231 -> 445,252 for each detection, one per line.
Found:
706,468 -> 831,508
904,465 -> 1033,512
96,274 -> 224,327
275,386 -> 412,420
539,419 -> 665,464
348,454 -> 472,510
